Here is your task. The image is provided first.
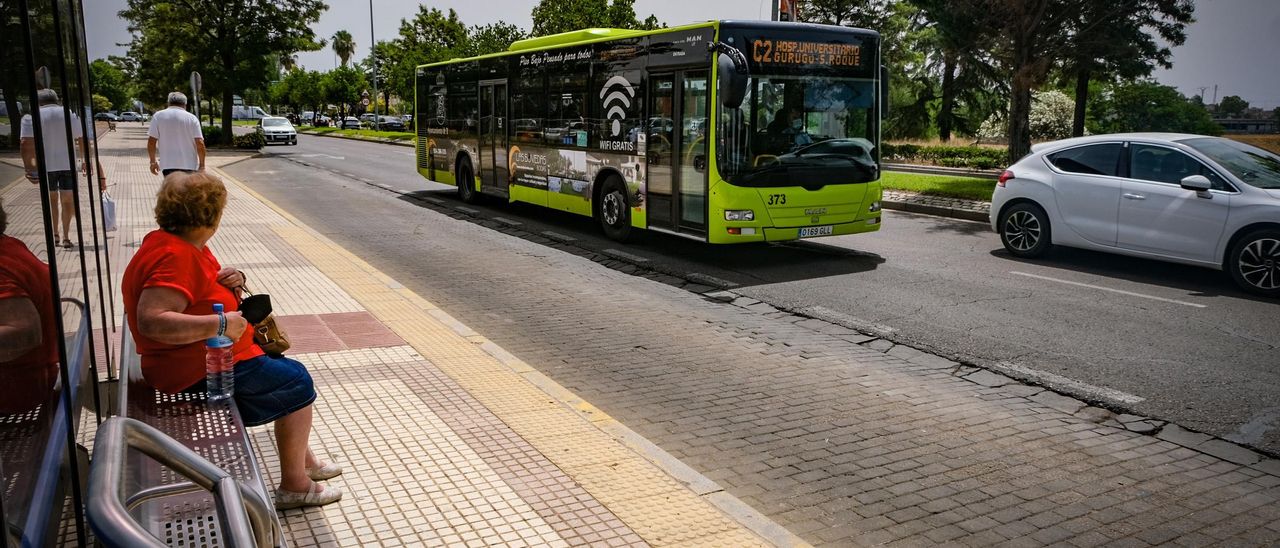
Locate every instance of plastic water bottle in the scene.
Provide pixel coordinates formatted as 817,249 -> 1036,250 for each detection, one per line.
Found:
205,303 -> 235,400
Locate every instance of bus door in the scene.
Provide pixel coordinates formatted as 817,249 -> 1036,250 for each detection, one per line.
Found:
479,80 -> 509,196
647,70 -> 708,233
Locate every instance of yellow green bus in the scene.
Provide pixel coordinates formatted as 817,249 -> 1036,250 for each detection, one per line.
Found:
415,20 -> 886,243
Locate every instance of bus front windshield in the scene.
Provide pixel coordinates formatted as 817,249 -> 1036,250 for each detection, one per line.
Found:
717,75 -> 878,187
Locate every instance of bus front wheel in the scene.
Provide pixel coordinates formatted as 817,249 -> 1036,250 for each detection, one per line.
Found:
457,161 -> 479,204
598,176 -> 633,242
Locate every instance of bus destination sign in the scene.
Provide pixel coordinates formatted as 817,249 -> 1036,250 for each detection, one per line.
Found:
751,39 -> 861,68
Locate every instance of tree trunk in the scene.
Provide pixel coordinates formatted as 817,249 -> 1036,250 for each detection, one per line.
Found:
1072,68 -> 1090,137
937,53 -> 957,143
3,94 -> 20,149
1007,30 -> 1034,164
221,87 -> 234,145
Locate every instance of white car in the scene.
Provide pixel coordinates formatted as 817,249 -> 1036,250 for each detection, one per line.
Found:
991,133 -> 1280,296
258,116 -> 297,145
119,111 -> 144,122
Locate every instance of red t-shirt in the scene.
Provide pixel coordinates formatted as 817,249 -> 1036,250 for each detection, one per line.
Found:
122,230 -> 263,393
0,235 -> 59,413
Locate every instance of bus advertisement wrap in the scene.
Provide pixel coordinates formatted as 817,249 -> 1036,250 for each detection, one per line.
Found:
416,21 -> 883,243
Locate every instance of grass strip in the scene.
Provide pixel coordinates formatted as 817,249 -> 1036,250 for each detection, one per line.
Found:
880,171 -> 995,202
298,126 -> 415,141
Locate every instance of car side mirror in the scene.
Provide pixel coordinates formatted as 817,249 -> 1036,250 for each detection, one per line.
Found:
1180,175 -> 1212,192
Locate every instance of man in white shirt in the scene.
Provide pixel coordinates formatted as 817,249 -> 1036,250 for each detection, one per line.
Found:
147,92 -> 205,176
19,89 -> 100,248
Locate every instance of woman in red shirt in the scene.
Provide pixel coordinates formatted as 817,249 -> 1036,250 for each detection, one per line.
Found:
122,172 -> 341,510
0,199 -> 59,414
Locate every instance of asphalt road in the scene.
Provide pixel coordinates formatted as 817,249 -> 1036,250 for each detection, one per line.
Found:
240,134 -> 1280,456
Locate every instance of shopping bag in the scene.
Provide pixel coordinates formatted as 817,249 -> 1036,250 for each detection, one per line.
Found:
101,191 -> 118,232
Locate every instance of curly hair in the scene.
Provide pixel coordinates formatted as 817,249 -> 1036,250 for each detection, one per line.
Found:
154,171 -> 227,234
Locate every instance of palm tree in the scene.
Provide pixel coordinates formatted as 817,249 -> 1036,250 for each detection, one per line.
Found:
331,30 -> 355,67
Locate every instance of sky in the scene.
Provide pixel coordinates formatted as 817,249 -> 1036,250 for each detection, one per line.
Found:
83,0 -> 1280,109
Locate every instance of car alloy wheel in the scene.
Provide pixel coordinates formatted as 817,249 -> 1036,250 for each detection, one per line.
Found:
1004,210 -> 1042,252
1238,237 -> 1280,291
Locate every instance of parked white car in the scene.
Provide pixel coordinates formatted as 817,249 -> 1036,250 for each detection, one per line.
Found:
991,133 -> 1280,296
258,116 -> 297,145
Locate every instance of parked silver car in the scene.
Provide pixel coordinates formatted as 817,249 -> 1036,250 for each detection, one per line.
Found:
258,116 -> 297,145
991,133 -> 1280,296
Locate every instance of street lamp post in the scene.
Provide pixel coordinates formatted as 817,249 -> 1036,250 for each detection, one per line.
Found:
369,0 -> 379,130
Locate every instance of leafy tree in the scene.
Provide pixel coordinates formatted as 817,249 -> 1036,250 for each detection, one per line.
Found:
530,0 -> 661,36
462,22 -> 529,57
1059,0 -> 1192,137
120,0 -> 327,142
1090,80 -> 1220,135
291,70 -> 326,116
908,0 -> 1002,141
322,66 -> 366,120
332,30 -> 356,67
91,94 -> 113,114
981,0 -> 1074,163
88,59 -> 130,111
379,7 -> 469,103
1273,107 -> 1280,123
1218,95 -> 1248,118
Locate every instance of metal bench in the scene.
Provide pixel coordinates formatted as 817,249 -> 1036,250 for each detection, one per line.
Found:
87,321 -> 283,547
1,299 -> 93,548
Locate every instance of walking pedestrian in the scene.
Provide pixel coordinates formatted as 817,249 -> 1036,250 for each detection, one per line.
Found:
19,89 -> 102,248
147,92 -> 205,176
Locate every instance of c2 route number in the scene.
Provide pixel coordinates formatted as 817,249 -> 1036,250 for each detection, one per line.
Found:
767,193 -> 787,205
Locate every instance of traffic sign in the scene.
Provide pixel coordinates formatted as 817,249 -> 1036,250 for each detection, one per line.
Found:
361,98 -> 371,106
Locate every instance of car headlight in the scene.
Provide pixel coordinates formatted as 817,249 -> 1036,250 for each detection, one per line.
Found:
868,201 -> 881,213
724,210 -> 755,221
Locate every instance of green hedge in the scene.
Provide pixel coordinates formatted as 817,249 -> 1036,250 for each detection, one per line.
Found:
201,125 -> 225,145
882,143 -> 1007,170
232,129 -> 265,149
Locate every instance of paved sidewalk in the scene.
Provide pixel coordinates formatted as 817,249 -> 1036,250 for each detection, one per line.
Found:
85,126 -> 784,546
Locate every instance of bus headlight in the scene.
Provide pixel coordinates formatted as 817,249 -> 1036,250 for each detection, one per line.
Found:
724,210 -> 755,221
868,201 -> 881,212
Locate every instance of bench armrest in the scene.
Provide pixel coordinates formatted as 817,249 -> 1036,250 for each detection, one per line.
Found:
87,417 -> 277,548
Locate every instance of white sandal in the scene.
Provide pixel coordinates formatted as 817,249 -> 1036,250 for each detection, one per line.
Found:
274,482 -> 342,510
306,462 -> 343,481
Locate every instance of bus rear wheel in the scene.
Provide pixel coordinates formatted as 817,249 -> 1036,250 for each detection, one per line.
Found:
598,176 -> 633,242
457,160 -> 479,204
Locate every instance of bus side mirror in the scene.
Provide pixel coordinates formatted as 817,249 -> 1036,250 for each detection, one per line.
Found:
880,65 -> 890,118
711,42 -> 749,109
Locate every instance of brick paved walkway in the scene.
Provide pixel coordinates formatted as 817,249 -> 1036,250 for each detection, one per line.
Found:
30,128 -> 779,547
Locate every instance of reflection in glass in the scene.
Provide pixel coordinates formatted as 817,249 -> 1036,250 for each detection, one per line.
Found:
0,198 -> 63,545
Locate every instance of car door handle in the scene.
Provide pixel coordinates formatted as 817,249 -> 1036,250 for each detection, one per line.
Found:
1123,193 -> 1146,200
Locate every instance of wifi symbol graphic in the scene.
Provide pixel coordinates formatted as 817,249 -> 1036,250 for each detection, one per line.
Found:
599,75 -> 635,137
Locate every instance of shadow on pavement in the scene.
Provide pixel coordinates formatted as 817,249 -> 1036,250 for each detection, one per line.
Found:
989,246 -> 1278,304
396,189 -> 886,288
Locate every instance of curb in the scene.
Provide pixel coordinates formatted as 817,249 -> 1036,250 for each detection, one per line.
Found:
296,130 -> 414,148
882,198 -> 990,222
215,166 -> 809,548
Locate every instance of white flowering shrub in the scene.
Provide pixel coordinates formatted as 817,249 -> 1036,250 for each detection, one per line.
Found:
1029,90 -> 1075,141
976,90 -> 1078,143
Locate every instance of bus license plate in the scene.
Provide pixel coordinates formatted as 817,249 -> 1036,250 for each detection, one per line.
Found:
799,225 -> 833,238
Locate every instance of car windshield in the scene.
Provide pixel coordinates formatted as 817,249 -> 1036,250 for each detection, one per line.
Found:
262,118 -> 288,127
718,75 -> 878,187
1181,137 -> 1280,189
